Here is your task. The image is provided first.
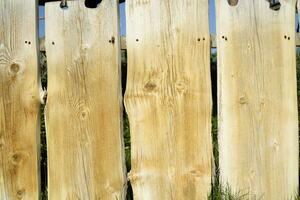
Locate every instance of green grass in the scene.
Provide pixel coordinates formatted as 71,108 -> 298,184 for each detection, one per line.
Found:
209,184 -> 249,200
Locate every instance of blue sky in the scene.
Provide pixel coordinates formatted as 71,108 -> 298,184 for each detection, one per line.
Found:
38,0 -> 216,37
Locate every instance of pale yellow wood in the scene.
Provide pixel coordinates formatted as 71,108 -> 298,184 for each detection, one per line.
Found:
45,1 -> 126,199
125,0 -> 212,199
40,36 -> 126,52
0,1 -> 40,199
39,34 -> 300,52
217,1 -> 298,199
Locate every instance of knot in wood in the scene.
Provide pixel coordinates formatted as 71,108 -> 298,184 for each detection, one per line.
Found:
10,63 -> 20,74
11,152 -> 24,165
239,96 -> 248,105
144,82 -> 157,92
16,189 -> 26,198
81,111 -> 88,120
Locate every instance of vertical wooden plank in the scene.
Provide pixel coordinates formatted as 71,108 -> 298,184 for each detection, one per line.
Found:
0,1 -> 40,199
217,1 -> 298,199
45,1 -> 126,199
125,0 -> 212,199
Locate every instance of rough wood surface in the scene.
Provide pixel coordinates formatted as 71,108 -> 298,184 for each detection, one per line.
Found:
39,34 -> 300,52
45,1 -> 126,199
217,1 -> 298,199
125,0 -> 212,199
0,0 -> 40,199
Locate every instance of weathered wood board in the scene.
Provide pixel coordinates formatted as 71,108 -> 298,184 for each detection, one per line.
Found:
125,0 -> 212,199
0,1 -> 40,199
45,1 -> 126,199
217,1 -> 298,199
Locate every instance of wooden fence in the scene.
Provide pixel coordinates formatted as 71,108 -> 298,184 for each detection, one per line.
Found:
0,0 -> 299,199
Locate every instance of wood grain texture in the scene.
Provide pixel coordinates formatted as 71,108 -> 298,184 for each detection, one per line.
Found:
0,0 -> 40,199
217,1 -> 298,199
125,0 -> 212,199
45,1 -> 126,199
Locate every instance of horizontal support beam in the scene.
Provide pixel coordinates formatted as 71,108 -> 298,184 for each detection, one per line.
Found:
39,0 -> 125,5
39,33 -> 300,52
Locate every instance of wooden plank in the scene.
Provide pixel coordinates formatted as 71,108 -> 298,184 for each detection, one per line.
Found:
125,0 -> 212,199
45,1 -> 126,199
0,0 -> 40,199
217,1 -> 298,199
